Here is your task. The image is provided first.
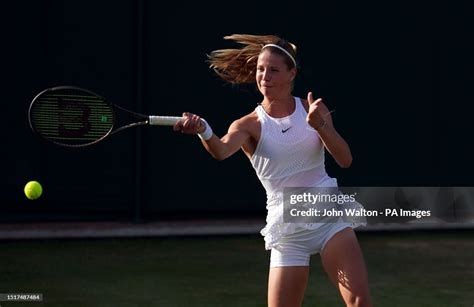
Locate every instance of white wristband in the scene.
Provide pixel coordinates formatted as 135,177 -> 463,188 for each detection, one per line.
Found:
198,118 -> 213,141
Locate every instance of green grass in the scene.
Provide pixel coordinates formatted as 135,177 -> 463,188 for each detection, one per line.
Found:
1,230 -> 473,307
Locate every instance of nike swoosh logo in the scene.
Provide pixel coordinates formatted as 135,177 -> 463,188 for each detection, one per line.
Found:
282,127 -> 292,133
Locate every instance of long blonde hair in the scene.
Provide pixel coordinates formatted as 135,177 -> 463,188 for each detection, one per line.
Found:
207,34 -> 298,84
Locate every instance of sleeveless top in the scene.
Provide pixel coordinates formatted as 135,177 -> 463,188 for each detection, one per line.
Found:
250,97 -> 364,250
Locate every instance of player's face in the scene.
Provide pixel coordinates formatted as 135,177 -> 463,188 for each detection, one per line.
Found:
256,49 -> 296,100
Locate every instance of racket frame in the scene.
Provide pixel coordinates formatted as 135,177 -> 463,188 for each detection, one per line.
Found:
28,85 -> 181,148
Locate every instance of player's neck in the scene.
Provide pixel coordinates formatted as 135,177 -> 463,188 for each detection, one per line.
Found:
261,95 -> 295,117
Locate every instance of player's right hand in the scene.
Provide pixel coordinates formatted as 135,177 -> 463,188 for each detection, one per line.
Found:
173,112 -> 205,135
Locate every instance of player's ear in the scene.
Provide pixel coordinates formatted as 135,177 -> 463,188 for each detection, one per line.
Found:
289,68 -> 297,81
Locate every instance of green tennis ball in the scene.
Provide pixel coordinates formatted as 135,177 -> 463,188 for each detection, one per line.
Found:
24,181 -> 43,200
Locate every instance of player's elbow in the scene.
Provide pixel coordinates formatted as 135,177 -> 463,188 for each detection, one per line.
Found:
338,156 -> 353,168
209,148 -> 230,161
211,153 -> 228,161
208,141 -> 237,161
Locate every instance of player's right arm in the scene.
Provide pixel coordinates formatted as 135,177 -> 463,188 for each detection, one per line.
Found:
173,112 -> 250,161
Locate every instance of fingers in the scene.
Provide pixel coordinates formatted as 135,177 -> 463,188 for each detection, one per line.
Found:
172,121 -> 182,131
308,91 -> 323,105
173,112 -> 203,134
173,112 -> 187,131
182,113 -> 202,130
314,98 -> 323,105
306,91 -> 330,130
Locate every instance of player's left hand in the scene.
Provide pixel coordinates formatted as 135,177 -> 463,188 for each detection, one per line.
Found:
306,92 -> 332,130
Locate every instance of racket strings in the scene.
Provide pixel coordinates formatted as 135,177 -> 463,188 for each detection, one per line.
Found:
29,88 -> 115,147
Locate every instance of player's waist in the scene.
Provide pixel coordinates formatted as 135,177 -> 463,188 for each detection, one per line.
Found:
260,165 -> 331,201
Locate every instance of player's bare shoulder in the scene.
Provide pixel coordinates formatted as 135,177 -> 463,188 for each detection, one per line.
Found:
229,110 -> 260,158
231,111 -> 260,137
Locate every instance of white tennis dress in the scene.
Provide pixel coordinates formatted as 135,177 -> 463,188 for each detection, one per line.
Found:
250,97 -> 364,250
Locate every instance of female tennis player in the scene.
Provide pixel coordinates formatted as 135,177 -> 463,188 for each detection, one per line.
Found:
174,34 -> 372,307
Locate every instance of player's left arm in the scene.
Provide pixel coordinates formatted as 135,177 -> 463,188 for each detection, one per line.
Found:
305,92 -> 353,168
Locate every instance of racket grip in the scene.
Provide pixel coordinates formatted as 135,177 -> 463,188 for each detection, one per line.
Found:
149,116 -> 182,126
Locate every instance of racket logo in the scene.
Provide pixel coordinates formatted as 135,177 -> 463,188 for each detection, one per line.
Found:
58,98 -> 91,137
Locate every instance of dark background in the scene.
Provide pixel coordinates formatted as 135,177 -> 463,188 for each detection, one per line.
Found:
2,1 -> 473,222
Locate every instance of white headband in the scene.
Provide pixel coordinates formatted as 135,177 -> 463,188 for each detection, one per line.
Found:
262,43 -> 297,67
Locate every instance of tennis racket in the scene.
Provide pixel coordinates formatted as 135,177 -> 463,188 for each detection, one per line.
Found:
28,86 -> 182,147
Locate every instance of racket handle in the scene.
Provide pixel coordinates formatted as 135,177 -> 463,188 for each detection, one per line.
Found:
149,116 -> 182,126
